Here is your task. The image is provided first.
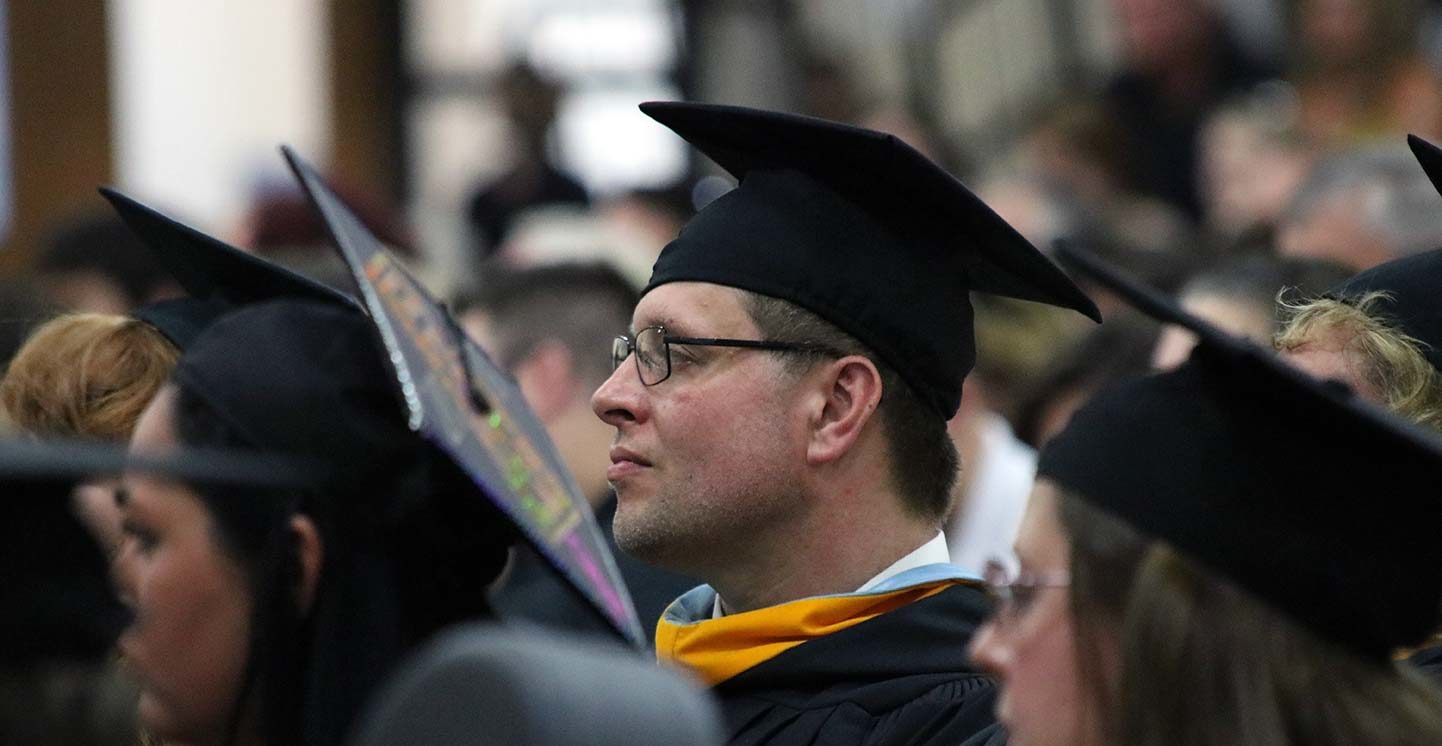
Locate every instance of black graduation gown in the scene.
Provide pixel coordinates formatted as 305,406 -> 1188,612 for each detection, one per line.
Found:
712,582 -> 999,745
493,495 -> 697,644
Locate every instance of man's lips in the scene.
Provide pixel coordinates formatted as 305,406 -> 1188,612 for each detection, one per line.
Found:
607,447 -> 651,481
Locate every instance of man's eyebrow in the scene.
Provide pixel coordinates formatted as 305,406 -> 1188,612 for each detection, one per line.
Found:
631,316 -> 684,335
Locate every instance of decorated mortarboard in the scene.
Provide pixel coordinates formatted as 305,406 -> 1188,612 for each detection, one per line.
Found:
99,188 -> 359,347
1310,135 -> 1442,374
1,437 -> 321,668
638,102 -> 1101,419
1044,242 -> 1442,660
281,147 -> 644,646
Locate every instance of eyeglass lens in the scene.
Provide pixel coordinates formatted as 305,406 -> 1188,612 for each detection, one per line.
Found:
612,328 -> 671,385
635,327 -> 668,384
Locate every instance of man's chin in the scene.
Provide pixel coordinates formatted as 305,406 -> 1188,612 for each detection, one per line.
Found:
613,510 -> 685,566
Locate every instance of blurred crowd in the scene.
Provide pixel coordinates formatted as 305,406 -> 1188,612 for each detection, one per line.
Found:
6,0 -> 1442,744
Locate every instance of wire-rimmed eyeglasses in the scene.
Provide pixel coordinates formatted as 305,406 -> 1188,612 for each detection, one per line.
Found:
611,325 -> 840,386
983,558 -> 1071,625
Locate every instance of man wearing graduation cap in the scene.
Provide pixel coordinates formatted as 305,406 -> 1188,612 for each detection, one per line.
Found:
591,102 -> 1100,745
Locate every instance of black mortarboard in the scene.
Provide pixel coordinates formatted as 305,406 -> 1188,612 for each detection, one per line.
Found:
1,437 -> 317,668
1409,133 -> 1442,197
131,296 -> 232,349
281,147 -> 645,646
99,188 -> 358,347
639,102 -> 1101,418
171,299 -> 421,497
1043,243 -> 1442,659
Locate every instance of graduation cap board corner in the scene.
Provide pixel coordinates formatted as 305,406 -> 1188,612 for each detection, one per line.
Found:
279,147 -> 644,647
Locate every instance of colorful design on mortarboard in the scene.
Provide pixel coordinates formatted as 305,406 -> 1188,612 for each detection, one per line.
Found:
281,147 -> 643,646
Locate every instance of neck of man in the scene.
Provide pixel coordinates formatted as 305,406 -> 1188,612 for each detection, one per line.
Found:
708,482 -> 941,615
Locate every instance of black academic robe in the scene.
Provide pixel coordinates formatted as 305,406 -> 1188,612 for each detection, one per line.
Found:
713,582 -> 999,746
493,495 -> 696,644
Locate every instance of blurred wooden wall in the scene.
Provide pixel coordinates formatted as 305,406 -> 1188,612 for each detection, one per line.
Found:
328,0 -> 406,205
0,1 -> 405,279
1,0 -> 112,275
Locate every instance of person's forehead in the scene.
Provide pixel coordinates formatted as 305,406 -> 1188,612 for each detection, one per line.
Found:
122,385 -> 181,495
631,282 -> 755,335
1015,480 -> 1068,568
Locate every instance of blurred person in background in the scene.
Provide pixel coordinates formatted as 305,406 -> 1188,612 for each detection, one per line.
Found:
798,51 -> 866,125
1275,250 -> 1442,430
35,213 -> 178,314
0,280 -> 53,369
457,261 -> 695,642
1151,254 -> 1351,369
0,313 -> 181,569
1275,246 -> 1442,684
1014,100 -> 1137,212
1196,86 -> 1317,250
234,177 -> 414,295
942,296 -> 1101,575
117,300 -> 515,746
595,183 -> 695,269
1014,99 -> 1201,268
1285,0 -> 1442,148
1011,312 -> 1159,448
1277,144 -> 1442,270
1104,0 -> 1277,218
497,184 -> 695,289
465,61 -> 589,261
972,248 -> 1442,746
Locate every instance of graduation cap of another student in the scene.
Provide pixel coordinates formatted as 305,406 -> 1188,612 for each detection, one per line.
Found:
639,102 -> 1101,419
281,147 -> 644,647
1311,134 -> 1442,374
1042,242 -> 1442,660
99,188 -> 359,348
0,437 -> 320,668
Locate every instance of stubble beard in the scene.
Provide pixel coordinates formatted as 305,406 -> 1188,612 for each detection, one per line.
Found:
612,471 -> 797,578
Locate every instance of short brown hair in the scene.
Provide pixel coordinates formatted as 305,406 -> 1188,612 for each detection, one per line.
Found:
0,313 -> 180,440
741,292 -> 958,522
1274,292 -> 1442,432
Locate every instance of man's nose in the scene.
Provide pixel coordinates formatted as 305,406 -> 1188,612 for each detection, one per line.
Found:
592,358 -> 645,427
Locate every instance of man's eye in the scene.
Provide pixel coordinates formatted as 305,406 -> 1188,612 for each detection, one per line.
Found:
1011,585 -> 1038,611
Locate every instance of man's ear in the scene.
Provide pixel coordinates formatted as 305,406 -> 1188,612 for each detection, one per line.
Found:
512,340 -> 578,421
806,356 -> 884,466
290,515 -> 324,614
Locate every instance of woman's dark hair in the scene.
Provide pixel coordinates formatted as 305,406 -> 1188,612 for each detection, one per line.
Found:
1058,489 -> 1442,746
172,382 -> 511,746
173,384 -> 311,746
